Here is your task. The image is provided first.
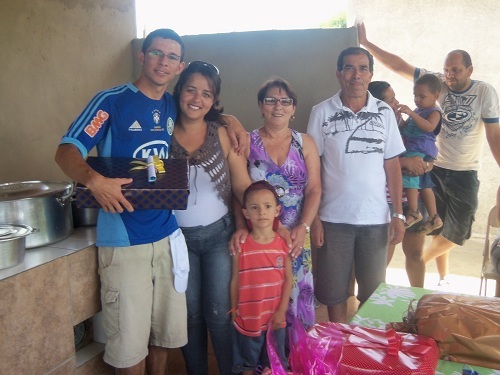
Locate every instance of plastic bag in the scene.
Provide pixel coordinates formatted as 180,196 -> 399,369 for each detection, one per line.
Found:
288,316 -> 343,375
265,327 -> 291,375
284,317 -> 438,374
328,323 -> 439,374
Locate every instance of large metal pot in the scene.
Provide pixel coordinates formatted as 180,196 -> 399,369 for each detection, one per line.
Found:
72,198 -> 98,227
0,181 -> 74,248
0,224 -> 35,269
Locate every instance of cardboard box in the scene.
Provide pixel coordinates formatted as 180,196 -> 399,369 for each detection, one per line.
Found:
75,157 -> 189,210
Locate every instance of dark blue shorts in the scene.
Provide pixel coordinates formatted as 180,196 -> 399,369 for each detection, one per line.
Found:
430,166 -> 479,245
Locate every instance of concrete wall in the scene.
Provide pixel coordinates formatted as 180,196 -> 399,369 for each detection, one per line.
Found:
1,0 -> 496,237
132,27 -> 358,134
0,0 -> 136,183
350,0 -> 500,237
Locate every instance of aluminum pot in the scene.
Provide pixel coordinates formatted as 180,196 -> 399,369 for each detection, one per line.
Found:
0,224 -> 35,269
0,181 -> 74,248
72,198 -> 98,227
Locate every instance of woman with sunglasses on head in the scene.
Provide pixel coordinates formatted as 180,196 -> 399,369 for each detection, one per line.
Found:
232,76 -> 321,331
171,61 -> 252,375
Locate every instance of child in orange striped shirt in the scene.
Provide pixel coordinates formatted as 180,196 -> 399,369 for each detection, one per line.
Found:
230,180 -> 293,374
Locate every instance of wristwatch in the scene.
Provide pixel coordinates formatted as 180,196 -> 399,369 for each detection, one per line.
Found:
391,213 -> 406,222
301,222 -> 310,233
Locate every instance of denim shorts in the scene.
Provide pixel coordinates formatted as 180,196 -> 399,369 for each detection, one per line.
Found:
430,167 -> 479,245
314,222 -> 388,305
232,326 -> 287,373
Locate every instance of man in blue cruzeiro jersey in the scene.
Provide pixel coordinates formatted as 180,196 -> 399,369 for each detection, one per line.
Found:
55,28 -> 246,374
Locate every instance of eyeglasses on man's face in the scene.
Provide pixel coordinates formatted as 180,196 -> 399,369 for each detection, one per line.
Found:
147,50 -> 181,62
263,97 -> 294,106
188,60 -> 220,75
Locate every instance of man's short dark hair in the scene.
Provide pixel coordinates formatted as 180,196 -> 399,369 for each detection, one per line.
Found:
337,47 -> 374,72
448,49 -> 472,68
142,28 -> 185,61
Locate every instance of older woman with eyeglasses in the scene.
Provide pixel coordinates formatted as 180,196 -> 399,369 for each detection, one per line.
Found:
232,76 -> 321,330
171,61 -> 251,375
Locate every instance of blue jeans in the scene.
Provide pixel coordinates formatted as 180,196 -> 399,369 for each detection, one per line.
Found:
180,213 -> 234,375
232,327 -> 287,373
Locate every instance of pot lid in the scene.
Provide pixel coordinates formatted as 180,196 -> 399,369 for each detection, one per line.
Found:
0,224 -> 34,241
0,181 -> 73,201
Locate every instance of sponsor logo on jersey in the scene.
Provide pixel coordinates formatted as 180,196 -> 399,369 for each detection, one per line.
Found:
133,140 -> 169,159
84,110 -> 109,137
152,109 -> 161,124
128,121 -> 143,131
167,117 -> 174,135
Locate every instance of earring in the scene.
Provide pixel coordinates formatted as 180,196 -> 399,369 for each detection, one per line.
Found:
290,115 -> 295,122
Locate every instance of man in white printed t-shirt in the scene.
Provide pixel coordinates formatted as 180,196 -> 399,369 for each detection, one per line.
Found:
358,22 -> 500,288
307,47 -> 406,323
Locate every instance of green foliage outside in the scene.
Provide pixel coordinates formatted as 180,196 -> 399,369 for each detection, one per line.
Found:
320,11 -> 347,28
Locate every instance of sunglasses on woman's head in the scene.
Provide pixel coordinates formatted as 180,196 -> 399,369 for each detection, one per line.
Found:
188,60 -> 220,75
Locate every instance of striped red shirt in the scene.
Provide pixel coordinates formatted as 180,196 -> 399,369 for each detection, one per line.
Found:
233,234 -> 288,337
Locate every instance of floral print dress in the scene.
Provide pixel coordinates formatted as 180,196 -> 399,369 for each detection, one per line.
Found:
248,129 -> 315,328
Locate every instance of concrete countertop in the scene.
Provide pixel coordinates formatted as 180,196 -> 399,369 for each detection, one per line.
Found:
0,226 -> 96,282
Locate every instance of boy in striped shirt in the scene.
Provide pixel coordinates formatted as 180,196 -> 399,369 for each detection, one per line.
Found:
230,180 -> 293,374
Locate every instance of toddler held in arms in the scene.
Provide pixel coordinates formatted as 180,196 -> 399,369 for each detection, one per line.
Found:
398,74 -> 443,234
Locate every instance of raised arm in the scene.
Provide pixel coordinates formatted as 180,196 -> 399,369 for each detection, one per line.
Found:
54,144 -> 133,213
357,22 -> 416,82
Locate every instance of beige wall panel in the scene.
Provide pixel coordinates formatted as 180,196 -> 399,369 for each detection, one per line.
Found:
0,0 -> 136,183
133,27 -> 358,134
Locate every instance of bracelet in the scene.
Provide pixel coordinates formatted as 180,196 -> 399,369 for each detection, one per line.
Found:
301,222 -> 310,233
227,308 -> 238,315
425,161 -> 429,172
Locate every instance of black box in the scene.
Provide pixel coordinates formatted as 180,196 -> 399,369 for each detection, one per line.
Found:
75,157 -> 189,210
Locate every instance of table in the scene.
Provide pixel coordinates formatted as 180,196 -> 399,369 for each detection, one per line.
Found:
350,283 -> 498,375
